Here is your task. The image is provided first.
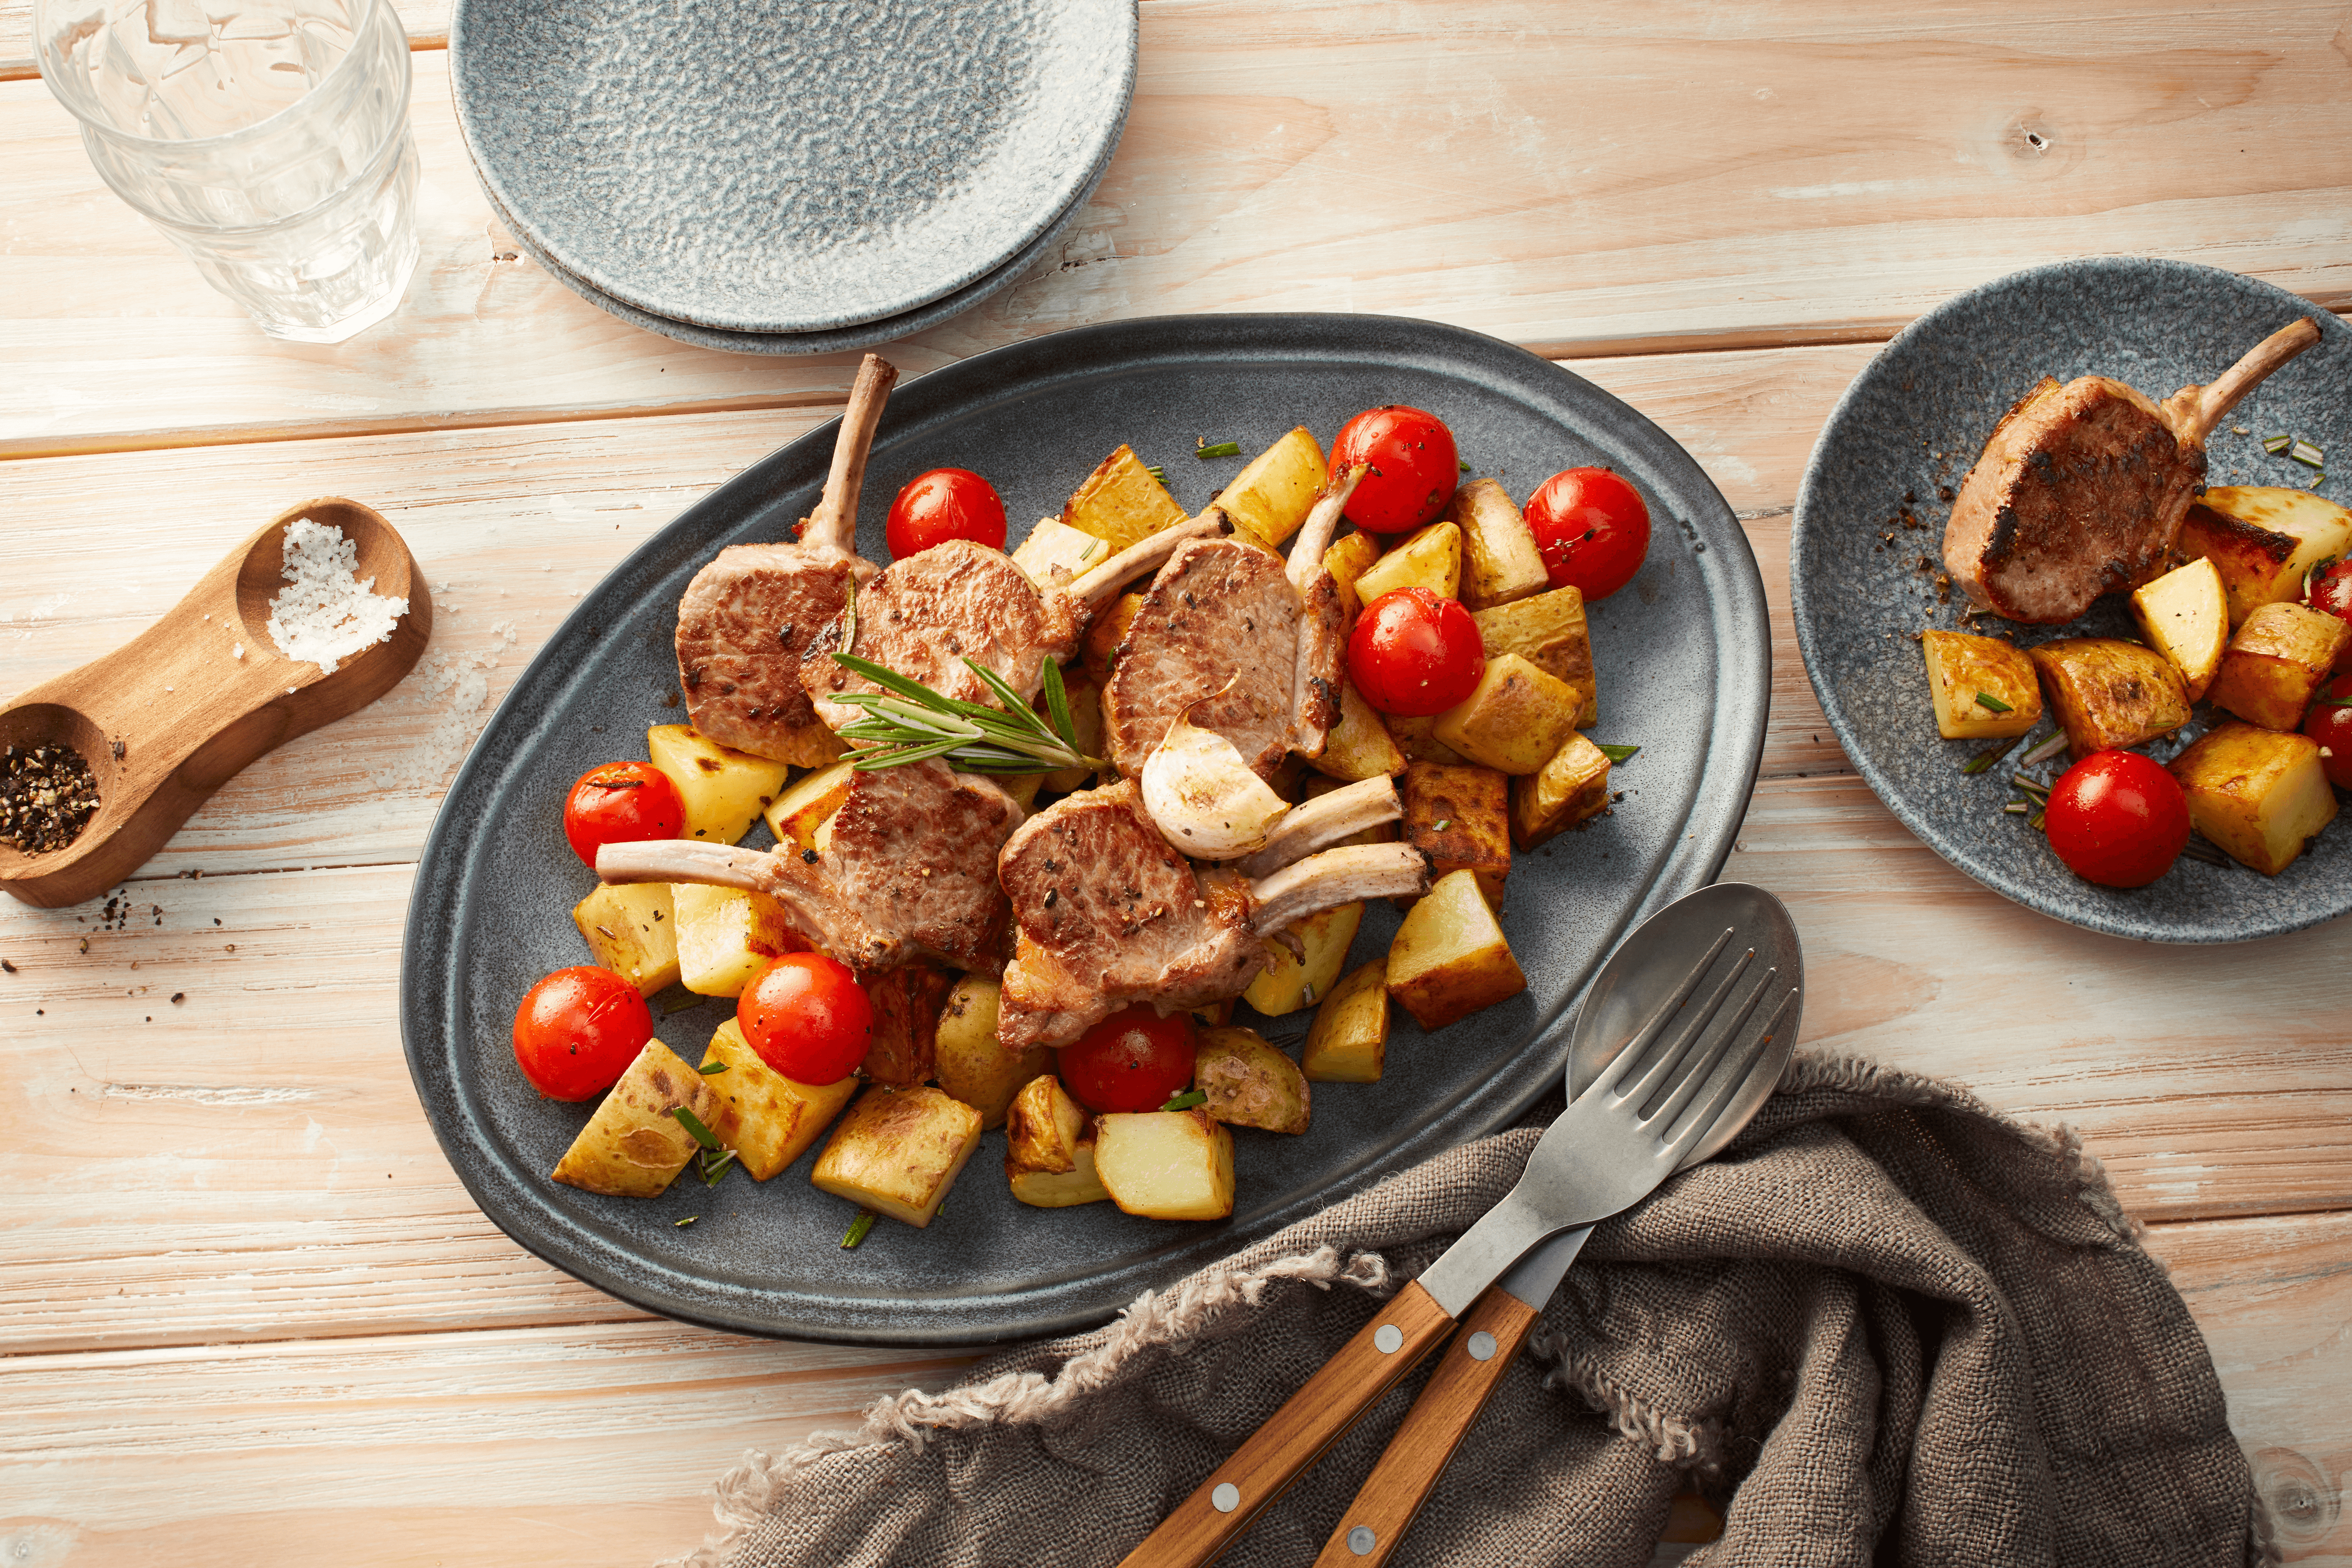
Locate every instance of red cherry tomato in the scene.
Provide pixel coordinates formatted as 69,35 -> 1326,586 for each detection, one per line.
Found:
2304,671 -> 2352,790
1329,406 -> 1460,534
739,953 -> 874,1083
885,468 -> 1008,560
562,762 -> 685,869
1347,587 -> 1486,716
1057,1005 -> 1198,1114
1524,467 -> 1652,600
2042,750 -> 2191,888
512,966 -> 654,1101
2307,560 -> 2352,668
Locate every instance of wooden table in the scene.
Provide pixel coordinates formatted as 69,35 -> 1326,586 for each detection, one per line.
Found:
4,3 -> 2348,1563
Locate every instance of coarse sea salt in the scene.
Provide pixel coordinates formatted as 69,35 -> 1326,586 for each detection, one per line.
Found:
266,519 -> 407,675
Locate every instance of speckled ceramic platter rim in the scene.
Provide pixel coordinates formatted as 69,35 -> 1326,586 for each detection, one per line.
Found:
447,0 -> 1135,334
399,314 -> 1770,1346
1791,256 -> 2351,944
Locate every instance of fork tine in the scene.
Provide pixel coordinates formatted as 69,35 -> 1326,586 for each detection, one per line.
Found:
1662,985 -> 1800,1165
1621,947 -> 1755,1114
1640,962 -> 1776,1130
1593,927 -> 1735,1099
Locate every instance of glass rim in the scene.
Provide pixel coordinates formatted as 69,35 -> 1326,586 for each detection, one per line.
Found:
34,0 -> 402,153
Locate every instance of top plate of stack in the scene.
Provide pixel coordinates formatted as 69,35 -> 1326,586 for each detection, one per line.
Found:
450,0 -> 1136,334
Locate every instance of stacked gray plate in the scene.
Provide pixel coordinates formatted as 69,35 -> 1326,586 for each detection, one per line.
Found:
450,0 -> 1136,353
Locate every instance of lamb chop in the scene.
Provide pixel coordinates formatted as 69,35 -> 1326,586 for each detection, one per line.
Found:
595,756 -> 1022,977
993,777 -> 1426,1052
673,354 -> 897,764
1943,317 -> 2319,624
1101,466 -> 1362,780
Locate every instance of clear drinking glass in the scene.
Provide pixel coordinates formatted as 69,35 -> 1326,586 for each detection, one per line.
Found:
34,0 -> 420,343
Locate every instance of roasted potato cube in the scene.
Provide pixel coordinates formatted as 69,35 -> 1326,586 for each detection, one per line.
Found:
1093,1109 -> 1236,1221
1217,427 -> 1329,549
1353,521 -> 1463,603
1243,901 -> 1364,1017
1303,957 -> 1388,1082
810,1085 -> 984,1228
698,1019 -> 858,1180
550,1042 -> 717,1198
672,883 -> 804,997
2129,557 -> 2230,703
1511,733 -> 1612,850
1449,479 -> 1549,610
1384,712 -> 1465,765
762,759 -> 856,849
1040,676 -> 1106,793
2209,602 -> 2352,732
1194,1027 -> 1311,1134
572,881 -> 679,997
1918,629 -> 2042,739
646,724 -> 795,845
1082,593 -> 1145,685
2025,638 -> 2191,757
932,976 -> 1053,1129
1004,1073 -> 1089,1176
1193,998 -> 1236,1027
1009,1142 -> 1112,1208
1010,517 -> 1114,588
1432,653 -> 1582,775
1323,532 -> 1383,620
2168,721 -> 2339,875
1387,869 -> 1527,1030
1308,680 -> 1409,781
1471,588 -> 1597,726
2180,487 -> 2352,626
1401,761 -> 1511,907
861,964 -> 954,1090
1063,444 -> 1187,553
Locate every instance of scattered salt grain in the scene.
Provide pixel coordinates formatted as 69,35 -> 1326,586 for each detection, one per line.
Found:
232,643 -> 244,660
265,519 -> 407,675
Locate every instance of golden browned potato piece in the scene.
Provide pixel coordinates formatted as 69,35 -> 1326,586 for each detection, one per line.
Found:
1009,1142 -> 1112,1207
2168,721 -> 2338,875
1217,427 -> 1329,549
551,1042 -> 718,1198
1002,1074 -> 1110,1206
2180,487 -> 2352,627
672,884 -> 805,998
1093,1109 -> 1236,1221
1387,869 -> 1527,1030
698,1019 -> 858,1180
1510,733 -> 1613,850
1449,479 -> 1549,611
572,881 -> 680,998
1323,532 -> 1383,621
762,759 -> 855,849
1402,761 -> 1511,907
1384,712 -> 1466,765
1063,444 -> 1188,552
1302,958 -> 1389,1083
647,724 -> 798,844
1470,587 -> 1597,727
2209,602 -> 2352,732
2128,557 -> 2230,703
1243,901 -> 1364,1017
933,975 -> 1053,1129
1918,629 -> 2042,739
1081,593 -> 1145,685
2025,638 -> 2192,757
1432,653 -> 1583,775
1009,517 -> 1113,588
810,1085 -> 985,1229
1353,521 -> 1463,603
1309,680 -> 1409,781
1193,1027 -> 1311,1135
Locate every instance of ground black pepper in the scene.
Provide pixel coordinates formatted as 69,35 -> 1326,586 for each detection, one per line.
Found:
0,742 -> 100,855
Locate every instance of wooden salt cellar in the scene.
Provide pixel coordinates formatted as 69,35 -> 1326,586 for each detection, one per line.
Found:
0,496 -> 432,908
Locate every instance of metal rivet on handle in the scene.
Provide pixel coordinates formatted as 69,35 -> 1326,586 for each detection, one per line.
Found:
1348,1525 -> 1377,1556
1211,1483 -> 1240,1514
1374,1323 -> 1403,1354
1467,1331 -> 1498,1362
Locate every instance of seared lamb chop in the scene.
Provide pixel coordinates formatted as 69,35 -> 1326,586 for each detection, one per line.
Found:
596,757 -> 1021,976
673,354 -> 897,764
1102,466 -> 1362,780
993,778 -> 1426,1051
1944,318 -> 2319,624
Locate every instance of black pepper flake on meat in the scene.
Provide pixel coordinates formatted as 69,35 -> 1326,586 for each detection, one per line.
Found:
801,848 -> 820,865
0,741 -> 101,856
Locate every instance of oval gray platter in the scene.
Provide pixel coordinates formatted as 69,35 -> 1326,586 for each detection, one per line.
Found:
400,314 -> 1772,1346
1791,256 -> 2352,943
449,0 -> 1136,334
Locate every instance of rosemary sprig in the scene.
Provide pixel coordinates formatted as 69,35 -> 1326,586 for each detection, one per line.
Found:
1161,1089 -> 1208,1112
1596,742 -> 1640,763
1196,438 -> 1242,459
828,653 -> 1105,775
1973,691 -> 2013,713
1961,734 -> 2023,775
841,1210 -> 877,1250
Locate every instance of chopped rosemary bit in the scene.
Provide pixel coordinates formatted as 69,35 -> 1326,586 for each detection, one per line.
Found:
841,1210 -> 877,1250
2002,802 -> 2030,815
829,653 -> 1104,774
1973,691 -> 2013,713
1078,538 -> 1102,561
662,992 -> 707,1015
672,1106 -> 721,1150
697,1147 -> 738,1186
1195,440 -> 1242,459
2290,439 -> 2325,468
1431,819 -> 1452,833
2027,810 -> 2046,832
2264,434 -> 2293,454
2010,772 -> 2051,798
1144,465 -> 1167,485
1458,460 -> 1471,472
697,1060 -> 729,1074
1596,743 -> 1640,763
1160,1089 -> 1208,1112
675,1216 -> 698,1227
1960,735 -> 2023,774
2019,731 -> 2068,767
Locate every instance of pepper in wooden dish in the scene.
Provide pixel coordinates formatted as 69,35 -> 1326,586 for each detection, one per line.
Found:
0,741 -> 100,856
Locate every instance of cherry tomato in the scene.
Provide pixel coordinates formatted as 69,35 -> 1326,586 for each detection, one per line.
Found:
2304,671 -> 2352,790
2306,560 -> 2352,668
512,966 -> 654,1101
2042,750 -> 2191,888
1347,586 -> 1486,716
1524,467 -> 1652,600
739,952 -> 874,1083
885,468 -> 1008,559
562,762 -> 685,869
1058,1005 -> 1197,1114
1329,406 -> 1460,534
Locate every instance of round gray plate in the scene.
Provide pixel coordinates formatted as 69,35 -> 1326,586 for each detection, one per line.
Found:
400,314 -> 1772,1346
449,0 -> 1135,334
1792,256 -> 2352,943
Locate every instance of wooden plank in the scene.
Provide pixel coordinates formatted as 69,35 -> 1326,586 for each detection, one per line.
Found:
10,3 -> 2352,454
0,0 -> 450,79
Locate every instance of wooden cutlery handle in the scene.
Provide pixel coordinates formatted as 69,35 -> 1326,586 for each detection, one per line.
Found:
1309,1287 -> 1543,1568
1117,1281 -> 1457,1568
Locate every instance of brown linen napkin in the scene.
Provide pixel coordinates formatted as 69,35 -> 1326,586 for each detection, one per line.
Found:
678,1054 -> 2265,1568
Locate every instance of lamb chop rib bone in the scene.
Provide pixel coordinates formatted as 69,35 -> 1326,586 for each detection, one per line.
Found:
1233,774 -> 1401,880
1943,317 -> 2319,624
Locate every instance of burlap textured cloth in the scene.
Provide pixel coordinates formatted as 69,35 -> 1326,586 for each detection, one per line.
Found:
680,1055 -> 2264,1567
